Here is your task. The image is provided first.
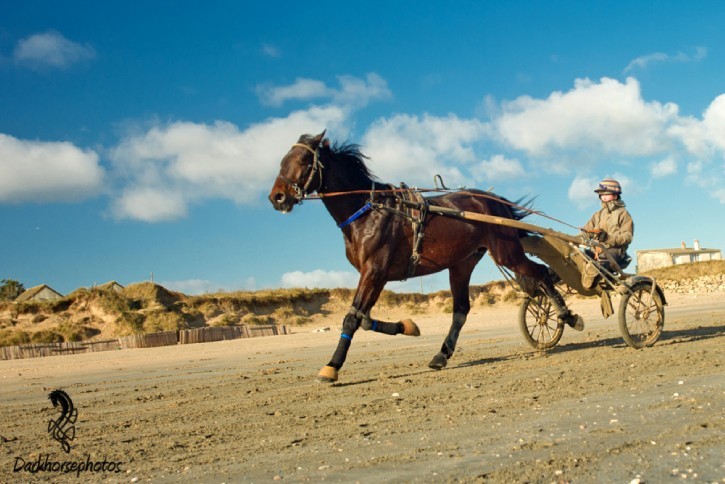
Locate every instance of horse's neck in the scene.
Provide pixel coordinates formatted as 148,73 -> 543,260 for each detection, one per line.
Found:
319,182 -> 373,227
318,160 -> 382,226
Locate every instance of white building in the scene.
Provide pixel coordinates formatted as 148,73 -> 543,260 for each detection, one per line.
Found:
637,240 -> 722,272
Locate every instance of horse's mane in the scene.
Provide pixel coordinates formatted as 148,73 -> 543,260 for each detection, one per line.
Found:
321,139 -> 380,187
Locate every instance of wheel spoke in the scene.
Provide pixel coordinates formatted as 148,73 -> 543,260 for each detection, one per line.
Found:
624,289 -> 662,344
519,291 -> 564,350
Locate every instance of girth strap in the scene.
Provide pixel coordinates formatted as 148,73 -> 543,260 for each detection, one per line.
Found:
359,184 -> 431,280
391,184 -> 429,279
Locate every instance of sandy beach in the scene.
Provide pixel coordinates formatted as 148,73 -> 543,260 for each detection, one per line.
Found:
1,292 -> 723,482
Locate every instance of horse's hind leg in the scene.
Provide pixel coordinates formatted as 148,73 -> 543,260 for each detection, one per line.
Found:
429,252 -> 483,369
515,259 -> 582,330
494,241 -> 583,330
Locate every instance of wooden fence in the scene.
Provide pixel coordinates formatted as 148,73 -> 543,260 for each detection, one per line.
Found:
0,339 -> 120,360
179,326 -> 241,344
179,324 -> 287,344
0,324 -> 289,360
248,324 -> 287,338
118,331 -> 178,349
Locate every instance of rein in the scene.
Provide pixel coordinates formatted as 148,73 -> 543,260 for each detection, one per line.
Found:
276,141 -> 577,232
311,187 -> 579,232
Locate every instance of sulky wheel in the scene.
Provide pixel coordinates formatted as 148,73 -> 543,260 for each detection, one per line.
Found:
618,280 -> 665,349
518,291 -> 564,350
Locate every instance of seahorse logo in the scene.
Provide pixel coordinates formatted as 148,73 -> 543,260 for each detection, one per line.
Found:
47,389 -> 77,453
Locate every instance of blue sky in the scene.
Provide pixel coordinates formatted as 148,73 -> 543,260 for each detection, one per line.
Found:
1,1 -> 724,295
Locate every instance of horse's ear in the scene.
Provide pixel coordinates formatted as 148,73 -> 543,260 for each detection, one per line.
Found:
311,129 -> 326,147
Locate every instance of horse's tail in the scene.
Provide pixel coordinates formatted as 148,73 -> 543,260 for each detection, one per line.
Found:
510,196 -> 537,221
509,196 -> 538,240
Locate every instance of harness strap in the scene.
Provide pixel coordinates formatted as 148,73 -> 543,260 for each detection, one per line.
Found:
338,202 -> 373,228
388,184 -> 429,279
407,195 -> 429,279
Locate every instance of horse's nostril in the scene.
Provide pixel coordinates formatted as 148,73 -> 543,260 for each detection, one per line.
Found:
275,193 -> 286,203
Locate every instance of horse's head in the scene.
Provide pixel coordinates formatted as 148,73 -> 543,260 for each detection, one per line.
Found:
268,130 -> 326,213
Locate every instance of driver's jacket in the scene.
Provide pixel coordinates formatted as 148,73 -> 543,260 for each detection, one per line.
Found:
582,199 -> 634,261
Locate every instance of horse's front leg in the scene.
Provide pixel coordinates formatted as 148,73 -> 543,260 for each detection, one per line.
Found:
359,311 -> 420,336
317,308 -> 364,382
317,268 -> 388,383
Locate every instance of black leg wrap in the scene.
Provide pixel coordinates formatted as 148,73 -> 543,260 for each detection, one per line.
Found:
358,310 -> 403,335
429,312 -> 467,370
442,312 -> 466,355
328,334 -> 352,370
328,310 -> 361,370
374,320 -> 403,335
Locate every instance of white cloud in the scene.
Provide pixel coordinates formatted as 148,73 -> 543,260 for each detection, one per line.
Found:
257,78 -> 331,106
568,173 -> 636,210
669,94 -> 725,200
111,187 -> 187,223
472,154 -> 525,182
110,74 -> 393,222
13,30 -> 95,69
257,73 -> 391,108
362,113 -> 489,187
109,105 -> 348,221
650,157 -> 677,178
567,176 -> 599,209
0,133 -> 104,203
713,189 -> 725,204
623,46 -> 707,73
493,77 -> 678,158
281,269 -> 359,289
261,43 -> 280,58
669,94 -> 725,156
161,277 -> 257,295
161,279 -> 217,295
700,94 -> 725,152
333,74 -> 392,107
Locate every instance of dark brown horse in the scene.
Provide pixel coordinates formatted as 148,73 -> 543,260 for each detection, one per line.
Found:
268,131 -> 580,382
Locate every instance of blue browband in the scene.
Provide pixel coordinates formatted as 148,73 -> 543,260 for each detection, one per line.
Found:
337,202 -> 373,228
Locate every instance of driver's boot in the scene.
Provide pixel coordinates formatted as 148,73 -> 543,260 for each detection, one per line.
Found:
581,263 -> 599,290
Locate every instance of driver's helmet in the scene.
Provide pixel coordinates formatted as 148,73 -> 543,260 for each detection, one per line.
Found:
594,178 -> 622,195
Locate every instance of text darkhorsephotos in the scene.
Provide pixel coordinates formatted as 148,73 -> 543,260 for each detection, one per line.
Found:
10,389 -> 126,477
14,454 -> 124,477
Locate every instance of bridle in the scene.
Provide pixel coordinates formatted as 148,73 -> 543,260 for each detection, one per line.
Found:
276,143 -> 325,202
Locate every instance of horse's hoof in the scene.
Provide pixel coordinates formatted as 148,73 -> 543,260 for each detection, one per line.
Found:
428,353 -> 448,370
317,365 -> 338,382
561,313 -> 584,332
401,318 -> 420,336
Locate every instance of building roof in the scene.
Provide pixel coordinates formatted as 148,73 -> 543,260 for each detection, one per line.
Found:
637,248 -> 721,255
96,280 -> 125,291
14,284 -> 63,302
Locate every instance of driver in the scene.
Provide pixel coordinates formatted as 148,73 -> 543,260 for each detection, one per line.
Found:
580,178 -> 634,288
